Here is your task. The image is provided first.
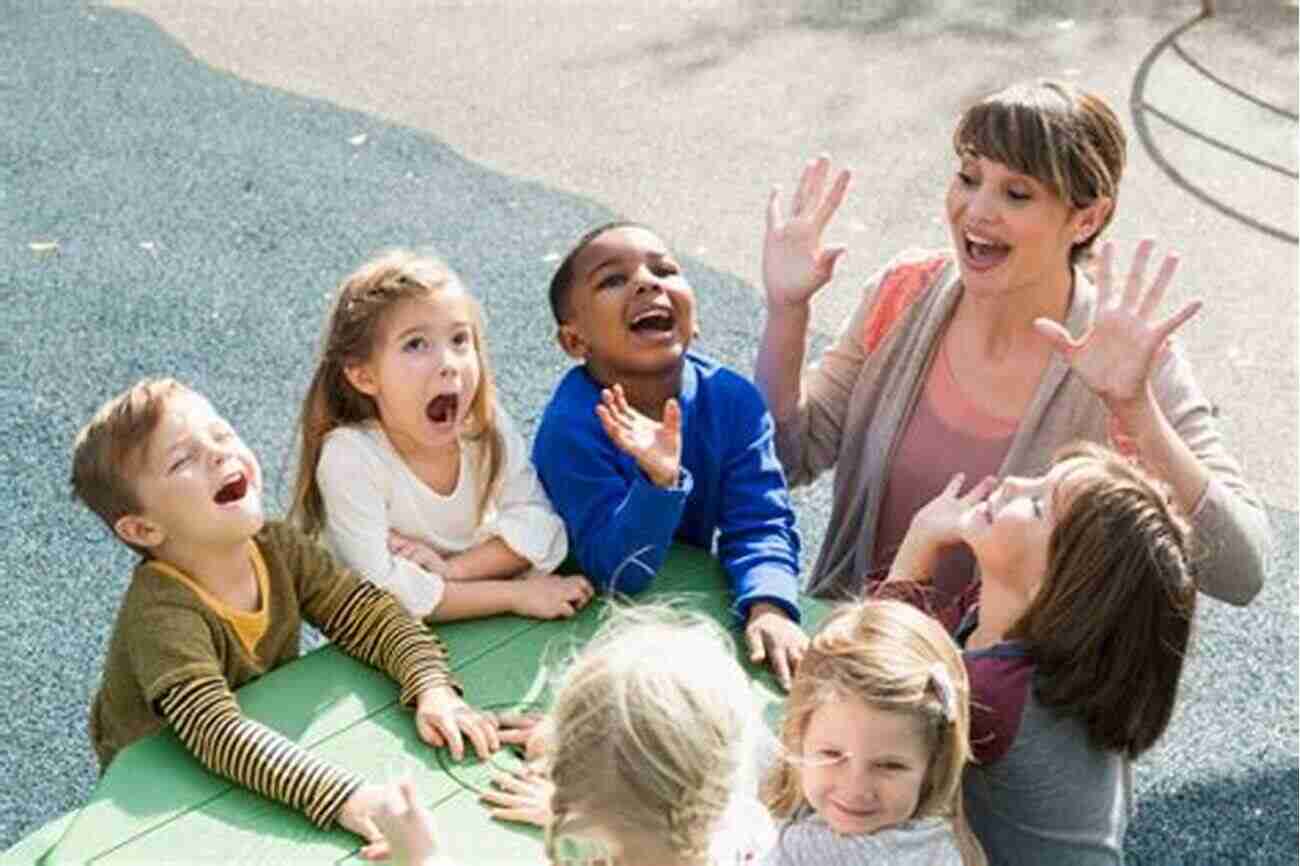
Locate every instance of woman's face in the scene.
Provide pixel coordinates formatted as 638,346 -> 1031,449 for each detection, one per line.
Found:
945,153 -> 1101,299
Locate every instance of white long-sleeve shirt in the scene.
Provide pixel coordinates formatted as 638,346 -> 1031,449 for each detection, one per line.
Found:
316,406 -> 568,617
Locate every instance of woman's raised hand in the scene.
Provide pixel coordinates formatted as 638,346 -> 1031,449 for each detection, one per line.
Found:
1034,240 -> 1201,413
762,155 -> 851,309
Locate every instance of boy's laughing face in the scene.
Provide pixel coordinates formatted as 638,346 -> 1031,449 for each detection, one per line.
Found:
119,390 -> 264,553
557,226 -> 697,382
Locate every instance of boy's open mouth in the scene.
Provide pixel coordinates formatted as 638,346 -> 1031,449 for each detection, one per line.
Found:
214,474 -> 248,505
426,394 -> 459,424
628,306 -> 676,334
964,231 -> 1011,269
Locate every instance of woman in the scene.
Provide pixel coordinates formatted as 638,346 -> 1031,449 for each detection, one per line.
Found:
754,79 -> 1269,606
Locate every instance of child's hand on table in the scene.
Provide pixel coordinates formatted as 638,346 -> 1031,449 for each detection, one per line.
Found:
595,384 -> 682,489
744,602 -> 808,692
497,712 -> 554,763
414,687 -> 500,761
480,764 -> 555,828
338,783 -> 393,861
511,573 -> 595,620
364,778 -> 446,865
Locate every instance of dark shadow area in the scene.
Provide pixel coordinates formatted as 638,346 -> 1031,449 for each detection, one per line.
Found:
1129,13 -> 1298,244
1128,767 -> 1299,864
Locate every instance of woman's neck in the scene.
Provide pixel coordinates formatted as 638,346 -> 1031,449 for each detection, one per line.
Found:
955,268 -> 1074,359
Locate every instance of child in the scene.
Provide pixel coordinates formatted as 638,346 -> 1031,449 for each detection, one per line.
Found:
71,379 -> 500,856
534,222 -> 806,687
879,442 -> 1197,865
373,605 -> 776,865
291,250 -> 593,623
761,600 -> 987,866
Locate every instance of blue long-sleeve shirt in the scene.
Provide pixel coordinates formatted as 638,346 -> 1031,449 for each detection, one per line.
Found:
533,352 -> 801,622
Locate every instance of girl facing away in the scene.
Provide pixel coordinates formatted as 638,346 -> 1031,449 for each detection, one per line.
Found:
879,441 -> 1197,865
369,605 -> 777,866
291,250 -> 593,622
762,600 -> 987,866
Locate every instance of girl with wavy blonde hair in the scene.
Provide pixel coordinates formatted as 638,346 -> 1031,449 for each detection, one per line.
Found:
762,600 -> 985,866
290,249 -> 591,623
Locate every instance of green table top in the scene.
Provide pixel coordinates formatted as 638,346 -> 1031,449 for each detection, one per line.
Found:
21,546 -> 829,865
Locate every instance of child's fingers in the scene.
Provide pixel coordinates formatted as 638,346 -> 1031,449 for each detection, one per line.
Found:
435,710 -> 466,761
461,714 -> 496,759
942,472 -> 966,497
662,398 -> 682,434
744,622 -> 766,664
358,838 -> 390,862
963,475 -> 999,504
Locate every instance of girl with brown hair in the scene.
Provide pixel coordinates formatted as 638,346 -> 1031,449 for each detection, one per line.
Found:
878,439 -> 1197,865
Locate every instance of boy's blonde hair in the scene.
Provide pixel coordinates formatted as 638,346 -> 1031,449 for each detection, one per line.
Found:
764,600 -> 985,865
290,250 -> 503,534
545,604 -> 757,864
70,378 -> 192,555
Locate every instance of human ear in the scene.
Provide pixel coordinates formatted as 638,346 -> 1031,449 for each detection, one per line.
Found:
556,324 -> 589,361
114,514 -> 165,550
1072,197 -> 1113,245
343,363 -> 379,397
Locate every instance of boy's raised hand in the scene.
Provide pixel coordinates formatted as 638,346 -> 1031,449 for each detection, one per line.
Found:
595,384 -> 682,489
511,573 -> 595,620
414,687 -> 500,762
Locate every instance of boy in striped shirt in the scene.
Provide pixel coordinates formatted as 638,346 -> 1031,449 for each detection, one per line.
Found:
72,378 -> 499,856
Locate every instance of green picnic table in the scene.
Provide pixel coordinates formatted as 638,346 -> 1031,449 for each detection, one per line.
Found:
16,546 -> 830,865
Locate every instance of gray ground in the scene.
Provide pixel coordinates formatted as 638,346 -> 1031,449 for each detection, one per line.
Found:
1,1 -> 1295,862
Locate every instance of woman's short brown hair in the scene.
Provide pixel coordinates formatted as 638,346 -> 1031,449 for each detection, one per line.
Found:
953,79 -> 1126,265
1008,442 -> 1196,757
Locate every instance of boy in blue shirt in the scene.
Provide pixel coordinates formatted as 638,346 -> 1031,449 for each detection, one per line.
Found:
533,221 -> 807,687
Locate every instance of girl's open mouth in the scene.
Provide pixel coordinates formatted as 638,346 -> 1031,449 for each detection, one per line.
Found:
426,394 -> 459,424
213,474 -> 248,505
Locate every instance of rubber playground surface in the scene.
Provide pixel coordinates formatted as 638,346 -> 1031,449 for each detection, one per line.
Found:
1,2 -> 1295,862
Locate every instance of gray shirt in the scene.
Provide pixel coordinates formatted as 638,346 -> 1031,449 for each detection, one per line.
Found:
963,674 -> 1130,866
763,808 -> 963,866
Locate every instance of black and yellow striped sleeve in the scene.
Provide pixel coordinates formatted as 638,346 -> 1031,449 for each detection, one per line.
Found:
321,581 -> 460,706
157,676 -> 363,828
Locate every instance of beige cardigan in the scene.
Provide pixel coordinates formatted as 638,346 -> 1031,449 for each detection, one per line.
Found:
775,250 -> 1271,605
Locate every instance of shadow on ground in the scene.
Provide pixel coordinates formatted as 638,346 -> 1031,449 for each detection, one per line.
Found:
0,3 -> 1295,861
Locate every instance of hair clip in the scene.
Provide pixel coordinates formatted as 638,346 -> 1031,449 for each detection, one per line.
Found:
928,662 -> 957,723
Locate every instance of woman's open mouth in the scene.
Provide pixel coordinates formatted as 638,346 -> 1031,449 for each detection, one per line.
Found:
964,231 -> 1011,270
426,394 -> 460,425
213,473 -> 248,505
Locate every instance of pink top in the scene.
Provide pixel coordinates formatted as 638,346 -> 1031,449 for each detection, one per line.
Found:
873,337 -> 1017,600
